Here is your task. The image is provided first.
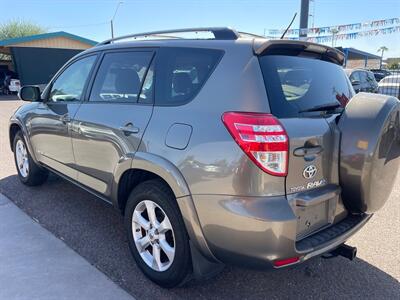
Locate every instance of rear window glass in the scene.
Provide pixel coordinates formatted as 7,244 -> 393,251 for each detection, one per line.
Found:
155,47 -> 223,106
259,55 -> 352,118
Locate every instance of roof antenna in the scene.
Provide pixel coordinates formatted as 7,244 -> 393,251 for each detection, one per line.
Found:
280,13 -> 298,39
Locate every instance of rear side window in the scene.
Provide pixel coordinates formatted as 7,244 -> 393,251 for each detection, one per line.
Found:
155,47 -> 223,106
259,55 -> 352,118
89,51 -> 153,103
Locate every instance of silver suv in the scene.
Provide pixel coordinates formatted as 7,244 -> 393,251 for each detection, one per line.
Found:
9,28 -> 400,288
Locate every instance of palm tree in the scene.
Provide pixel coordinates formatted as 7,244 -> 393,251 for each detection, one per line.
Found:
378,46 -> 388,69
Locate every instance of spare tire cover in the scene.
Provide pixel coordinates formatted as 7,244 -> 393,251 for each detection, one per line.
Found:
338,92 -> 400,214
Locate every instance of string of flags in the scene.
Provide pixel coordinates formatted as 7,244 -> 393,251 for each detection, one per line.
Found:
266,17 -> 400,36
303,26 -> 400,43
265,26 -> 400,43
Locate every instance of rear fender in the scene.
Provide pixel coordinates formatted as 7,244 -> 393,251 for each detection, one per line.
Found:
111,151 -> 218,262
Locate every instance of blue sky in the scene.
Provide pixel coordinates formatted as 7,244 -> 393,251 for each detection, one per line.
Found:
2,0 -> 400,58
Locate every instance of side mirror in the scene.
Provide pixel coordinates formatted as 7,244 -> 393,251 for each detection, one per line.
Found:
18,86 -> 42,102
351,80 -> 361,86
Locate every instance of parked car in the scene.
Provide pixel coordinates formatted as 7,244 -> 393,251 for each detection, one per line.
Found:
378,75 -> 400,98
369,68 -> 392,82
345,69 -> 379,93
8,79 -> 21,94
9,28 -> 400,288
0,71 -> 20,95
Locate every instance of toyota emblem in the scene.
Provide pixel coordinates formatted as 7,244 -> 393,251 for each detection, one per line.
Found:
303,165 -> 317,179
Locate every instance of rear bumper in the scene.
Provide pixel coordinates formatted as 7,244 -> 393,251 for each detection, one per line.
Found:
191,194 -> 371,269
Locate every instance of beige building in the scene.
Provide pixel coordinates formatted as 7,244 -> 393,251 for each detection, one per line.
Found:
0,31 -> 97,85
337,47 -> 382,69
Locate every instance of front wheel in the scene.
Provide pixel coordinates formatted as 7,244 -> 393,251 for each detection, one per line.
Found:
13,131 -> 48,186
124,179 -> 192,288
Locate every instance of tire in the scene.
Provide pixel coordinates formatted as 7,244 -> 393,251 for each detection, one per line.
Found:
339,93 -> 400,213
124,179 -> 192,288
13,131 -> 48,186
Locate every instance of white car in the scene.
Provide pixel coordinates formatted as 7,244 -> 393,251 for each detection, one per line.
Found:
378,75 -> 400,98
8,79 -> 21,93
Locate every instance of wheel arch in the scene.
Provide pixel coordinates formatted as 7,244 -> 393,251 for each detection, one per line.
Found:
112,152 -> 219,263
9,122 -> 22,151
111,152 -> 191,211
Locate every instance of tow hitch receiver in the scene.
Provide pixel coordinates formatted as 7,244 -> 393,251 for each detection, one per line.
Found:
326,244 -> 357,261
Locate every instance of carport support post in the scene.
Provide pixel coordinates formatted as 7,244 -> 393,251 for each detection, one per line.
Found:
111,20 -> 114,39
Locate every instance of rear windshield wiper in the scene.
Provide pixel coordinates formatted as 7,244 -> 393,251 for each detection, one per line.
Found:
299,102 -> 343,113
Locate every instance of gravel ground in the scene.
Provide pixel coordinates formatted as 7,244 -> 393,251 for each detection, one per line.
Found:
0,97 -> 399,299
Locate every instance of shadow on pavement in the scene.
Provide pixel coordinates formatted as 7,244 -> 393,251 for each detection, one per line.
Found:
0,174 -> 399,299
0,95 -> 20,101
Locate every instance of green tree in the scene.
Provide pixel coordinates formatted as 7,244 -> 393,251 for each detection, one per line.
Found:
0,19 -> 47,40
377,46 -> 389,69
388,62 -> 399,70
0,20 -> 46,60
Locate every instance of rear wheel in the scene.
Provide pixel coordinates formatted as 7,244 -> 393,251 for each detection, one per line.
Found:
124,179 -> 192,288
13,131 -> 48,186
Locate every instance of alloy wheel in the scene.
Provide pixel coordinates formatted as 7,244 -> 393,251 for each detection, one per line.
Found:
15,139 -> 29,178
132,200 -> 175,272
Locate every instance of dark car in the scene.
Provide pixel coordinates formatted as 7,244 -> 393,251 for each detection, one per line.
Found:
345,69 -> 379,93
370,69 -> 392,82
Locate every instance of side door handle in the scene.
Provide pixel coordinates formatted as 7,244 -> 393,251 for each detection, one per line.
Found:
119,123 -> 140,135
60,113 -> 71,124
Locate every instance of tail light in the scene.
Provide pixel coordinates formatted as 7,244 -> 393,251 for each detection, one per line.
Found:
222,112 -> 288,176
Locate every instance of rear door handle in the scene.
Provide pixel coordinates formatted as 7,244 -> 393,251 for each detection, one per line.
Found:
119,123 -> 140,135
293,145 -> 323,157
60,113 -> 71,123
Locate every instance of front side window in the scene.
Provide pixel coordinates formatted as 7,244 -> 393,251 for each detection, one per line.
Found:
350,71 -> 361,83
49,55 -> 96,102
89,51 -> 153,103
155,47 -> 223,106
359,71 -> 368,84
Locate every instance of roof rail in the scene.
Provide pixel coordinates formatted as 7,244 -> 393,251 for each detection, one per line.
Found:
96,27 -> 240,46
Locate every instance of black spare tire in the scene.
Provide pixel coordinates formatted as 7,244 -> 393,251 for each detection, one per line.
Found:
338,92 -> 400,214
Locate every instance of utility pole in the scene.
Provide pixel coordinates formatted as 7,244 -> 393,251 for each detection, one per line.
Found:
331,29 -> 339,47
111,1 -> 123,39
299,0 -> 310,40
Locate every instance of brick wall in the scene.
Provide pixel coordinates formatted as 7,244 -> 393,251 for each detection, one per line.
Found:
346,59 -> 380,69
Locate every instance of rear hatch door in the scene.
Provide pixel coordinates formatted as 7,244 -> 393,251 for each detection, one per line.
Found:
258,48 -> 353,238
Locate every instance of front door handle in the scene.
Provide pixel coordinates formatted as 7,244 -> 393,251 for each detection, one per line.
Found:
293,145 -> 323,157
119,123 -> 140,135
60,113 -> 71,124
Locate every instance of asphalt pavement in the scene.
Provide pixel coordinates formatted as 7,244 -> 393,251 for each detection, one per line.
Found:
0,97 -> 399,299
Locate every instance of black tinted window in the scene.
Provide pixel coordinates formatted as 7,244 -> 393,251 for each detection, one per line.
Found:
366,72 -> 376,83
259,55 -> 352,118
90,51 -> 153,102
155,47 -> 223,106
50,55 -> 96,102
359,71 -> 368,83
350,72 -> 361,83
